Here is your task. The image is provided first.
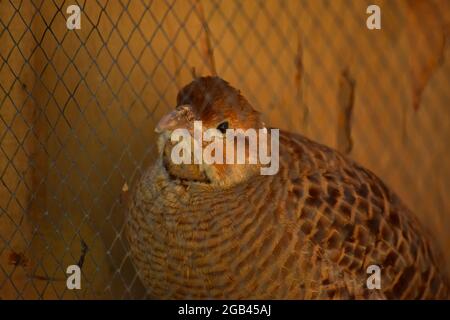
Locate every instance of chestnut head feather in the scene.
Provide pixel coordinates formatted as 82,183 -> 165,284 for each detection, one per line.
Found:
156,76 -> 266,187
175,76 -> 262,128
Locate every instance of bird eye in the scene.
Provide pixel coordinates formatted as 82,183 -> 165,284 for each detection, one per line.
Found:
216,121 -> 229,134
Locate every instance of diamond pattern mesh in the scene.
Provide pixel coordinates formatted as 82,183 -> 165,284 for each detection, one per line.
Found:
1,0 -> 449,299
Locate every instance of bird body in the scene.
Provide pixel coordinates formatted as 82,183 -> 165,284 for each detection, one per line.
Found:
127,77 -> 449,299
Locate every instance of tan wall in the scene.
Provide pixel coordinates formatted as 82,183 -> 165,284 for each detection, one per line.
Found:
1,0 -> 449,299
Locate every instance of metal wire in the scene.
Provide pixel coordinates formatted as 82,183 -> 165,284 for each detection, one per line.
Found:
1,0 -> 449,299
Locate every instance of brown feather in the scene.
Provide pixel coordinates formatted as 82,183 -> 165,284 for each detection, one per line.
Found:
127,77 -> 449,299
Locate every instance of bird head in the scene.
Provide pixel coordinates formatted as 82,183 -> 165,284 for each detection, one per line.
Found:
155,76 -> 267,187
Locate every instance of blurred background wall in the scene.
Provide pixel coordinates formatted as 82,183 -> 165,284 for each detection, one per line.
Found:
1,0 -> 449,299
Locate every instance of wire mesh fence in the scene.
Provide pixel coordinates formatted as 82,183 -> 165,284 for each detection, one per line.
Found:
0,0 -> 449,299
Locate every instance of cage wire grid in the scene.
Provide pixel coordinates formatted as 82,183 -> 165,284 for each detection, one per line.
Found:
1,0 -> 450,299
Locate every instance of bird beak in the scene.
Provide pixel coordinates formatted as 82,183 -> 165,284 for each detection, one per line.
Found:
155,105 -> 194,133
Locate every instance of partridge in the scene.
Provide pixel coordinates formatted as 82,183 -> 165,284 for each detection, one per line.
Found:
127,76 -> 449,299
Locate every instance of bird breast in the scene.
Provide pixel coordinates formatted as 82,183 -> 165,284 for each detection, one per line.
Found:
127,150 -> 312,298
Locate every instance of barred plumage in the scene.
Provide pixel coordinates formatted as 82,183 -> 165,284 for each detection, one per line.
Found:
127,77 -> 449,299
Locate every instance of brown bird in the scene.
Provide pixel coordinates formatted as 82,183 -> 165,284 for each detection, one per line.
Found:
127,76 -> 449,299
